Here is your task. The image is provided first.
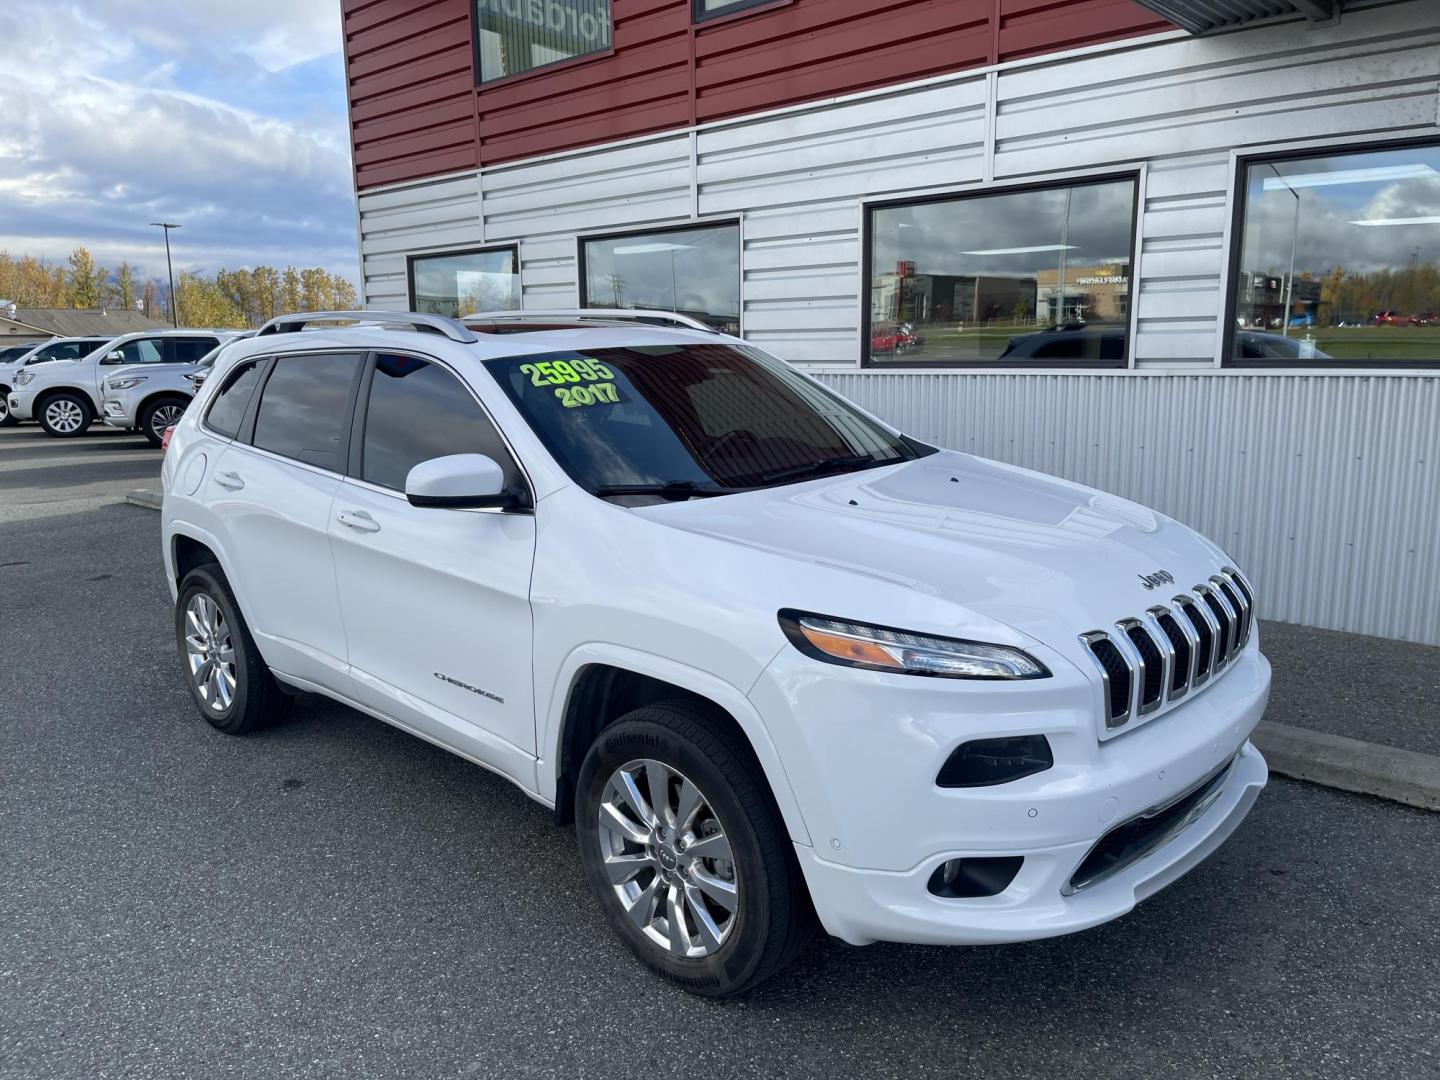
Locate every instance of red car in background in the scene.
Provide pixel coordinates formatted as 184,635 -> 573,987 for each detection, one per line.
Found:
1373,311 -> 1414,326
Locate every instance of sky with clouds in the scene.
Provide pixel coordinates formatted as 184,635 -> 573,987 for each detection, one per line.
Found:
0,0 -> 358,287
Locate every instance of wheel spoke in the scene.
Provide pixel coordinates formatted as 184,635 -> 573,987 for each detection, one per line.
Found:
690,866 -> 739,913
215,669 -> 233,708
645,760 -> 672,828
684,830 -> 732,863
186,608 -> 206,638
666,885 -> 689,956
683,883 -> 726,952
615,768 -> 656,828
599,800 -> 651,846
673,779 -> 704,833
603,851 -> 653,885
623,876 -> 661,930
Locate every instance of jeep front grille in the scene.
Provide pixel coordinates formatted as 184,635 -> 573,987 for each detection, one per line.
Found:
1080,567 -> 1255,731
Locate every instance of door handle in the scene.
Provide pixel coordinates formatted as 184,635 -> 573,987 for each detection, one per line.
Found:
336,509 -> 381,534
214,470 -> 244,491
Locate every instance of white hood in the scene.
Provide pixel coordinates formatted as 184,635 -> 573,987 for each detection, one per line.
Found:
645,450 -> 1229,662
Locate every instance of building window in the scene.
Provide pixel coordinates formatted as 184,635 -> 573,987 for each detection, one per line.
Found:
580,222 -> 741,334
474,0 -> 611,83
1228,141 -> 1440,367
693,0 -> 787,21
408,247 -> 521,319
866,177 -> 1137,366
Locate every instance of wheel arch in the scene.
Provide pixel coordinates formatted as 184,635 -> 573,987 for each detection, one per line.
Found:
140,389 -> 192,416
546,646 -> 810,847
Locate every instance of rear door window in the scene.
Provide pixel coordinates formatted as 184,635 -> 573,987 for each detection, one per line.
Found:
171,338 -> 220,363
251,353 -> 363,471
205,360 -> 266,439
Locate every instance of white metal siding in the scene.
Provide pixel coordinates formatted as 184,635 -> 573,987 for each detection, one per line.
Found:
352,0 -> 1440,644
815,371 -> 1440,646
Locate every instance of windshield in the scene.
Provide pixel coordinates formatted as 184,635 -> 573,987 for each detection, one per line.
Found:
485,343 -> 928,500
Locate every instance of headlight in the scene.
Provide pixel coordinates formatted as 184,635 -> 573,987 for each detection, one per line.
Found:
778,611 -> 1049,680
13,370 -> 35,386
107,376 -> 147,390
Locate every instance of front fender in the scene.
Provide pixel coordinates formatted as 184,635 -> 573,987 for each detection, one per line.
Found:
538,641 -> 811,846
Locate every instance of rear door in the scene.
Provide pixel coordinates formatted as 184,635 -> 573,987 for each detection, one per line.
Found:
204,350 -> 364,687
327,351 -> 537,776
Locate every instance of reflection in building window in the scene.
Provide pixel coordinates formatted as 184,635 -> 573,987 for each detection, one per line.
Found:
582,223 -> 741,334
410,248 -> 521,318
868,178 -> 1136,364
1232,143 -> 1440,364
474,0 -> 611,83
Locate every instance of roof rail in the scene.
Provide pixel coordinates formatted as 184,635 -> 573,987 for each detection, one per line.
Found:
461,309 -> 719,334
254,310 -> 479,344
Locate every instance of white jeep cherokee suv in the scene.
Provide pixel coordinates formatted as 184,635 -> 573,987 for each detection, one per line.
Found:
8,329 -> 228,437
160,310 -> 1270,997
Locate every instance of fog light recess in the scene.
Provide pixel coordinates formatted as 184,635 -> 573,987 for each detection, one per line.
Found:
927,857 -> 1024,899
936,735 -> 1053,788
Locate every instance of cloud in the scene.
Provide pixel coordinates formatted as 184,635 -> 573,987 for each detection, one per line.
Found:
0,1 -> 357,286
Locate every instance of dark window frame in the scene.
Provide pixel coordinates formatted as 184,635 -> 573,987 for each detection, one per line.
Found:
1222,136 -> 1440,370
469,1 -> 615,89
406,244 -> 523,319
347,348 -> 534,509
692,0 -> 793,24
861,173 -> 1142,370
576,218 -> 743,333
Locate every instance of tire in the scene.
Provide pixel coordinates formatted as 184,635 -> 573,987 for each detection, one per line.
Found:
575,703 -> 814,998
36,391 -> 93,437
0,389 -> 16,427
139,395 -> 188,448
175,565 -> 291,735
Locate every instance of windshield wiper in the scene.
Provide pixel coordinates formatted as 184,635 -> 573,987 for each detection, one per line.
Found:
593,481 -> 746,502
756,453 -> 883,485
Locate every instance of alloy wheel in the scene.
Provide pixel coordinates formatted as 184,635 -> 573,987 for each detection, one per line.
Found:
150,403 -> 185,440
0,397 -> 9,422
45,399 -> 84,433
596,759 -> 739,958
184,593 -> 236,713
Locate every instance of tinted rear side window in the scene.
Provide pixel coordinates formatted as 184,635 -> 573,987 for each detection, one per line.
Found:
360,353 -> 521,492
205,360 -> 265,439
173,338 -> 220,363
252,353 -> 362,470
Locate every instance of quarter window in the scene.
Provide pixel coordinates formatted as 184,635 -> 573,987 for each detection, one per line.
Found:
173,338 -> 220,363
251,353 -> 363,471
581,222 -> 741,334
867,177 -> 1137,366
409,247 -> 521,319
1229,142 -> 1440,366
474,0 -> 611,83
205,360 -> 265,440
359,353 -> 522,494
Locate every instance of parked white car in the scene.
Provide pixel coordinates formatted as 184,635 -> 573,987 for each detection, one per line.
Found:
160,310 -> 1270,997
0,336 -> 112,426
8,329 -> 231,437
102,333 -> 256,446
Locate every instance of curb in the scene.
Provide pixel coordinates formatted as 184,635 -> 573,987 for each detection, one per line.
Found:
126,489 -> 163,510
113,484 -> 1440,814
1252,721 -> 1440,812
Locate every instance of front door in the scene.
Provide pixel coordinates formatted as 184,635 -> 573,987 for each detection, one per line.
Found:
327,352 -> 537,779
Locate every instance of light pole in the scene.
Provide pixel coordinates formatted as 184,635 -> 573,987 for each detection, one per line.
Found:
1268,166 -> 1300,337
150,222 -> 181,327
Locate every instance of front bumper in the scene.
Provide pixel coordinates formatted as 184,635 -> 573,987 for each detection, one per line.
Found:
750,634 -> 1272,945
7,390 -> 34,421
102,396 -> 138,428
796,741 -> 1266,945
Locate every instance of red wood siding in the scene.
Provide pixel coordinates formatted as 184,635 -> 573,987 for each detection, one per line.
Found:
343,0 -> 1170,190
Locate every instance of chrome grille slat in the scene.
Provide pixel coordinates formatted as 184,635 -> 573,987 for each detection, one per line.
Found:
1079,567 -> 1257,734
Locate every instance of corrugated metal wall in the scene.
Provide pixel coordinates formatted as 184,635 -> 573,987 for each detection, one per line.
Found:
814,371 -> 1440,645
354,0 -> 1440,644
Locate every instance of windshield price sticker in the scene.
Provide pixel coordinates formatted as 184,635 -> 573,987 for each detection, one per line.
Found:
520,358 -> 624,409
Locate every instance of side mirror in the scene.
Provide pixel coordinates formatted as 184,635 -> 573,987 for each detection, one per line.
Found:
405,453 -> 523,510
100,350 -> 125,365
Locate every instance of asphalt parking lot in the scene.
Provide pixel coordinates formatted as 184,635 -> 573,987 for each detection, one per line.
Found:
1,425 -> 1438,1080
